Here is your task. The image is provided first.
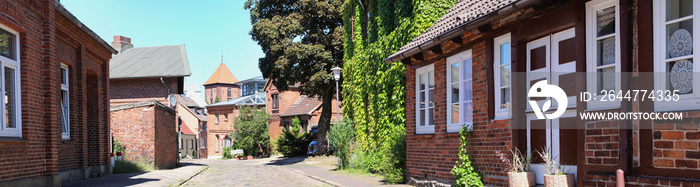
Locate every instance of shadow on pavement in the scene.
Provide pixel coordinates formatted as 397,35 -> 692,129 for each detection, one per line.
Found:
63,175 -> 160,187
265,156 -> 307,166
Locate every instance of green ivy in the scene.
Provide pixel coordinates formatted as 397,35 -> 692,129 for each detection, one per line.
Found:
451,128 -> 484,187
341,0 -> 457,183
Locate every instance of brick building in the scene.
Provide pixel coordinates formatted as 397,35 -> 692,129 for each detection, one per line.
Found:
175,94 -> 207,158
205,92 -> 266,158
387,0 -> 700,186
204,60 -> 239,104
108,35 -> 191,168
109,36 -> 190,106
264,80 -> 343,141
0,1 -> 116,186
110,100 -> 178,169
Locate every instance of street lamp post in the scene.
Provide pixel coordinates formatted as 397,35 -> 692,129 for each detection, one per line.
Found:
331,67 -> 342,121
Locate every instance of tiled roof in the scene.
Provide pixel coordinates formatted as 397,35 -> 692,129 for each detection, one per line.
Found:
110,45 -> 191,78
387,0 -> 518,62
279,95 -> 322,117
181,122 -> 196,135
204,62 -> 238,85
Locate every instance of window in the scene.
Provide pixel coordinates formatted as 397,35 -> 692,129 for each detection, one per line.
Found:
587,0 -> 621,109
180,139 -> 184,149
654,0 -> 700,111
61,65 -> 70,140
191,139 -> 194,149
225,138 -> 231,147
446,50 -> 474,133
415,64 -> 435,134
200,139 -> 205,148
210,89 -> 213,103
494,33 -> 512,119
0,25 -> 21,137
215,115 -> 219,124
271,94 -> 280,109
227,88 -> 232,99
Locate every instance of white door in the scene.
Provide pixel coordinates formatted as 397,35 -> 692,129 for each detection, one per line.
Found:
525,28 -> 578,184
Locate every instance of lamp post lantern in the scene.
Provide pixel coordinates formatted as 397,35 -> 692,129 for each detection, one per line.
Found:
331,67 -> 342,121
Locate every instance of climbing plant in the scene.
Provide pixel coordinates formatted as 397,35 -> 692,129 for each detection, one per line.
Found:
341,0 -> 457,183
451,128 -> 484,187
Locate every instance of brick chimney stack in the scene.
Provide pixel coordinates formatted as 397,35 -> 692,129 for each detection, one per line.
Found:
111,35 -> 133,52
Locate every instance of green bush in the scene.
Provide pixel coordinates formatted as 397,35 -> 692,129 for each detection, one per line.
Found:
232,107 -> 271,157
222,146 -> 234,159
276,118 -> 313,157
451,127 -> 483,187
329,118 -> 355,169
113,159 -> 156,174
113,138 -> 126,154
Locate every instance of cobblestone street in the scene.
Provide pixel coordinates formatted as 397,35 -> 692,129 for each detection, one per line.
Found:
182,158 -> 328,187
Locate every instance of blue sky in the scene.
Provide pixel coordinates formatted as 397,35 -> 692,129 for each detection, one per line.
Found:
61,0 -> 264,93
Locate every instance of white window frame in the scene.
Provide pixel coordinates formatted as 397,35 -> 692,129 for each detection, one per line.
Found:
446,50 -> 474,133
61,64 -> 70,140
415,64 -> 435,134
494,33 -> 512,119
653,0 -> 700,111
0,24 -> 21,138
586,0 -> 622,110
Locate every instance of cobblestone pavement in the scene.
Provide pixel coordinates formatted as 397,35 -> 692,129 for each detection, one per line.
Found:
181,158 -> 328,187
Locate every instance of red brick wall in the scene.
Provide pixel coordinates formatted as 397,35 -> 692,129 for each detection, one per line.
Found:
198,121 -> 208,158
110,77 -> 180,106
204,84 -> 239,104
110,102 -> 177,168
154,104 -> 177,168
0,0 -> 113,184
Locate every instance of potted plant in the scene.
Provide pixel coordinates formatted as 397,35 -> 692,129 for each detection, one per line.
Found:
497,148 -> 534,187
235,154 -> 242,160
538,148 -> 574,187
247,155 -> 254,160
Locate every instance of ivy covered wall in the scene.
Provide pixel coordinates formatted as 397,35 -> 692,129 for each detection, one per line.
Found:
341,0 -> 457,182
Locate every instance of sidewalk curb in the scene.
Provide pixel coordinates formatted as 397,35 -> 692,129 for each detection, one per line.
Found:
176,165 -> 209,186
284,167 -> 343,187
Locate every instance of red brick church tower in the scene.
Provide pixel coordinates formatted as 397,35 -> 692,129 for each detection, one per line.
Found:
203,57 -> 240,104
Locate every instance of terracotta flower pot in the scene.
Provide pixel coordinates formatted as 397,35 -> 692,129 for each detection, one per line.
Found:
507,171 -> 535,187
543,174 -> 575,187
236,156 -> 241,160
247,156 -> 253,160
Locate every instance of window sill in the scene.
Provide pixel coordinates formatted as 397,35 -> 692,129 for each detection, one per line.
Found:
0,137 -> 26,142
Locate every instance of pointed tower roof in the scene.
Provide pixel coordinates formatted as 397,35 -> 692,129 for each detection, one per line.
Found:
203,57 -> 238,86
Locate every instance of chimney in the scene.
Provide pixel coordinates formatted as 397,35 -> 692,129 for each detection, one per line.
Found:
111,35 -> 133,52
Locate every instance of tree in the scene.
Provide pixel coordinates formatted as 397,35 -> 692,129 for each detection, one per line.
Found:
231,106 -> 271,156
214,96 -> 221,104
275,117 -> 313,157
245,0 -> 343,155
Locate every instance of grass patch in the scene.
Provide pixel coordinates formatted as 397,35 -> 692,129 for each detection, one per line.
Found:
113,160 -> 157,174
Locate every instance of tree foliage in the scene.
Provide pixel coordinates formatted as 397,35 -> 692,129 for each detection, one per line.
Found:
231,106 -> 271,157
341,0 -> 457,183
276,117 -> 313,157
246,0 -> 344,155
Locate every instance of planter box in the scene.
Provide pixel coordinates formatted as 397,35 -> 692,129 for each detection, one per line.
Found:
507,171 -> 535,187
543,174 -> 575,187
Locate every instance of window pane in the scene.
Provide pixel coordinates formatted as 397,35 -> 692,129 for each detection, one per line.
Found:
500,42 -> 510,65
428,89 -> 434,107
597,67 -> 616,92
419,91 -> 425,108
61,68 -> 68,85
4,67 -> 14,128
419,109 -> 425,126
666,19 -> 693,59
463,80 -> 473,102
667,0 -> 693,21
61,91 -> 68,134
668,59 -> 694,94
0,29 -> 15,60
500,65 -> 510,87
464,58 -> 472,77
428,108 -> 434,125
597,37 -> 616,66
451,104 -> 459,123
451,63 -> 459,83
428,71 -> 435,88
501,87 -> 510,109
597,6 -> 616,37
464,101 -> 473,123
451,83 -> 459,103
419,74 -> 425,90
